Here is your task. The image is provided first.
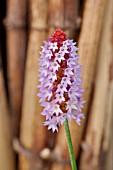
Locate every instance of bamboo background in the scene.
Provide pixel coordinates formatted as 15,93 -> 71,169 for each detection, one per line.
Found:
0,0 -> 113,170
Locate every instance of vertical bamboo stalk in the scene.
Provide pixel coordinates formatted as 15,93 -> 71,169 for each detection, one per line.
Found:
48,0 -> 79,38
51,0 -> 107,170
64,0 -> 79,38
48,0 -> 65,39
104,78 -> 113,170
0,55 -> 15,170
105,128 -> 113,170
19,1 -> 48,170
103,10 -> 113,169
79,0 -> 113,169
72,0 -> 107,156
49,0 -> 64,29
6,0 -> 27,136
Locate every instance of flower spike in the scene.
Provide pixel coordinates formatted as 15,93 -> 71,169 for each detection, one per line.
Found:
38,29 -> 85,132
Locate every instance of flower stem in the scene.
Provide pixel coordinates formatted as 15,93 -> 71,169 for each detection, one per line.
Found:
64,119 -> 77,170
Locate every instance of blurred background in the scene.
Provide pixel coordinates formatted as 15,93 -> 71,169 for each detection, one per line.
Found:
0,0 -> 113,170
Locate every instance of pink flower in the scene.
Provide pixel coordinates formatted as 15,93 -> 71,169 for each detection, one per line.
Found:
38,29 -> 85,132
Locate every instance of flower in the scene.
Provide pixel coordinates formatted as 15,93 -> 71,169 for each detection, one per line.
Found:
49,42 -> 58,52
55,52 -> 65,63
38,28 -> 85,132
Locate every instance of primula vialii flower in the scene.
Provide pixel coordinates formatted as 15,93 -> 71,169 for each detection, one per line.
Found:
38,29 -> 85,132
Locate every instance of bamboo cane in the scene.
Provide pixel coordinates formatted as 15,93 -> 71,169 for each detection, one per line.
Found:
48,0 -> 79,38
64,0 -> 80,39
104,78 -> 113,170
6,0 -> 27,136
49,0 -> 64,29
0,54 -> 15,170
79,0 -> 113,169
19,1 -> 48,170
105,89 -> 113,170
103,16 -> 113,169
47,0 -> 65,39
102,32 -> 113,163
51,0 -> 107,169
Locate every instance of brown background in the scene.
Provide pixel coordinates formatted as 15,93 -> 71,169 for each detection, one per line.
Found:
0,0 -> 113,170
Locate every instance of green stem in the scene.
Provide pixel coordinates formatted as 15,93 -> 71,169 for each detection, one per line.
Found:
64,119 -> 77,170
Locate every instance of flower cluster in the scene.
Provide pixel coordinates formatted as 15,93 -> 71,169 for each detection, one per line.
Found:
38,29 -> 85,132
